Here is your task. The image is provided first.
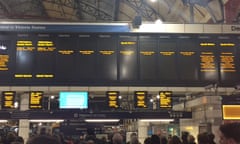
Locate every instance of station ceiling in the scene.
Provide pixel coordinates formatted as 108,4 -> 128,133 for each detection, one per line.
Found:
0,0 -> 238,24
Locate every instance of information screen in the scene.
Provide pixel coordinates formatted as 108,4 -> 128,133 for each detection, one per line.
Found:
1,91 -> 16,109
106,91 -> 119,108
0,29 -> 239,87
159,91 -> 172,108
29,91 -> 43,109
134,91 -> 148,108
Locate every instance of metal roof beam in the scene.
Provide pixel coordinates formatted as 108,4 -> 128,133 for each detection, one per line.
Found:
124,0 -> 163,21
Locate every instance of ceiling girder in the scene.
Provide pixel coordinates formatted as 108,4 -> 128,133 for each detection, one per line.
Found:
75,0 -> 113,21
182,0 -> 224,23
44,0 -> 113,21
124,0 -> 163,21
0,0 -> 10,16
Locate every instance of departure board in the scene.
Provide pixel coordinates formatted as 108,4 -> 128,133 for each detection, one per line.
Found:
139,35 -> 158,81
0,35 -> 13,84
119,35 -> 138,81
75,34 -> 96,81
55,34 -> 76,83
158,38 -> 178,82
29,91 -> 43,109
1,91 -> 16,109
106,91 -> 119,108
218,36 -> 240,83
96,34 -> 117,81
15,34 -> 35,83
34,34 -> 56,84
159,91 -> 172,108
0,26 -> 239,87
177,36 -> 199,82
199,35 -> 219,82
134,91 -> 147,108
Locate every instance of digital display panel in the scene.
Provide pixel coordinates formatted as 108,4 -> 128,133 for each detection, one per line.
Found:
221,96 -> 240,120
159,91 -> 172,108
0,27 -> 238,87
1,91 -> 15,109
134,91 -> 147,108
59,92 -> 88,109
29,91 -> 43,109
106,91 -> 119,108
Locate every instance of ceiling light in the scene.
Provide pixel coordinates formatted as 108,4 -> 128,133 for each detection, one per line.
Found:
139,119 -> 174,122
85,119 -> 120,122
150,0 -> 157,2
0,120 -> 8,123
29,119 -> 64,123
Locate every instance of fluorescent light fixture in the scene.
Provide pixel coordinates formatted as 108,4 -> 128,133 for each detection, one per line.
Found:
85,119 -> 120,123
139,119 -> 174,122
29,119 -> 64,123
0,120 -> 8,123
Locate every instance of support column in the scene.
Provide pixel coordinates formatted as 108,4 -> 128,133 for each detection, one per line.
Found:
138,120 -> 149,144
18,93 -> 30,143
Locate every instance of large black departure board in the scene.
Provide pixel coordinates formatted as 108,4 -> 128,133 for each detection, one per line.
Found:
0,25 -> 240,87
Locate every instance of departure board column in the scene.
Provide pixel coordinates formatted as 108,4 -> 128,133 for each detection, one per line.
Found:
97,34 -> 117,81
158,36 -> 178,82
34,34 -> 56,84
0,36 -> 13,84
15,34 -> 35,83
218,36 -> 240,83
139,36 -> 157,81
119,35 -> 138,81
55,34 -> 76,83
177,36 -> 199,82
76,34 -> 96,82
199,36 -> 219,82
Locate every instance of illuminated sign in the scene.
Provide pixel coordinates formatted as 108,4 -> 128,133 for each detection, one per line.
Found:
159,91 -> 172,108
222,105 -> 240,120
29,91 -> 43,109
107,91 -> 119,108
1,91 -> 15,109
134,91 -> 147,108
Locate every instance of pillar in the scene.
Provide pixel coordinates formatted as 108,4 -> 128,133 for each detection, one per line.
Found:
138,120 -> 149,144
18,93 -> 30,143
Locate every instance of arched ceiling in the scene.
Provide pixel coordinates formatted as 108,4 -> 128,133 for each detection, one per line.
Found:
0,0 -> 238,24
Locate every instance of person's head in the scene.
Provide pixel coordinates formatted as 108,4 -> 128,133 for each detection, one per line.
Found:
197,132 -> 209,144
112,133 -> 123,144
170,135 -> 182,144
161,136 -> 168,144
151,134 -> 160,144
219,122 -> 240,144
187,135 -> 195,143
144,137 -> 151,144
27,135 -> 61,144
130,135 -> 139,144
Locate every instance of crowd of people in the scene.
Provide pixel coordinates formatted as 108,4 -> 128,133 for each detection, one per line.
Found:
0,122 -> 240,144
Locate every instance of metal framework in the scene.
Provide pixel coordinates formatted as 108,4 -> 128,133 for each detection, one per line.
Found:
124,0 -> 163,21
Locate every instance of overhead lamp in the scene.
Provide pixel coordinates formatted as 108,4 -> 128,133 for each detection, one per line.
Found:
0,120 -> 8,123
85,119 -> 120,123
29,119 -> 64,123
139,119 -> 174,122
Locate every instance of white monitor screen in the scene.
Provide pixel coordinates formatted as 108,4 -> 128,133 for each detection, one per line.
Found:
59,92 -> 88,109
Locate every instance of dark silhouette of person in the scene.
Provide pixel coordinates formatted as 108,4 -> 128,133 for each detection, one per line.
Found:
27,135 -> 61,144
197,132 -> 209,144
151,134 -> 160,144
219,122 -> 240,144
208,133 -> 216,144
